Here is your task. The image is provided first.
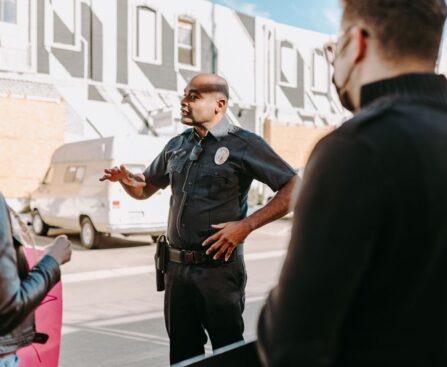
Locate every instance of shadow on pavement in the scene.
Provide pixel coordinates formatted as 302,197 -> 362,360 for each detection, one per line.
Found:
40,228 -> 153,251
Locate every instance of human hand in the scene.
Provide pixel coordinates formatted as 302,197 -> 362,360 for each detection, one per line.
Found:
99,164 -> 146,188
202,221 -> 252,261
44,235 -> 72,265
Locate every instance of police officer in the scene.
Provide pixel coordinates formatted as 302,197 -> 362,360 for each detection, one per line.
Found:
100,73 -> 297,364
257,1 -> 447,366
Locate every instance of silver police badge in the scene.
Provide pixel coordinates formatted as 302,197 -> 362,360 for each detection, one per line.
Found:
214,147 -> 230,165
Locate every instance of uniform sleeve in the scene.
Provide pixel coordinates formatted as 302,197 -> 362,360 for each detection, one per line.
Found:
256,135 -> 386,367
242,135 -> 296,191
143,145 -> 170,189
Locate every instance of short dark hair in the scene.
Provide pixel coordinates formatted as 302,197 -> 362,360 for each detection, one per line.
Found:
342,0 -> 447,62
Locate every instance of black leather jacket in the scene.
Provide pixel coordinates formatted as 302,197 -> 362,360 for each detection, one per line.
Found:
0,194 -> 60,354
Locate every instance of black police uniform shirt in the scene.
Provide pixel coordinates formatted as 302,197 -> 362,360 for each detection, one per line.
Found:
143,116 -> 296,250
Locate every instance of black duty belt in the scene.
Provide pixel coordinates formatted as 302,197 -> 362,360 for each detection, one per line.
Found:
167,246 -> 236,265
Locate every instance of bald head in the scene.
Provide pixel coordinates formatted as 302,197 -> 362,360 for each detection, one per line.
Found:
181,74 -> 230,128
189,74 -> 230,100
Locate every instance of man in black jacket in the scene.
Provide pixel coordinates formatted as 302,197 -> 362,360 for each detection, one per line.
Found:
257,1 -> 447,367
0,193 -> 71,366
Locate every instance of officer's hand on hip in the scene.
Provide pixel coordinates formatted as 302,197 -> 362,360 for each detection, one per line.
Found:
202,221 -> 252,261
99,164 -> 146,188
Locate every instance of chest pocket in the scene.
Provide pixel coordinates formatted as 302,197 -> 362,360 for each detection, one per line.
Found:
196,167 -> 236,199
167,151 -> 188,188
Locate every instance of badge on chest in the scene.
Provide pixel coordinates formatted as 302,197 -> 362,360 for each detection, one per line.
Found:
214,147 -> 230,165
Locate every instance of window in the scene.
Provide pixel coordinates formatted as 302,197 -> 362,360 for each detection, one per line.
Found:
312,48 -> 330,93
75,166 -> 85,182
43,166 -> 55,185
64,166 -> 77,182
279,41 -> 297,87
0,0 -> 16,24
52,0 -> 77,45
46,0 -> 81,51
135,6 -> 158,63
64,166 -> 85,183
177,17 -> 200,68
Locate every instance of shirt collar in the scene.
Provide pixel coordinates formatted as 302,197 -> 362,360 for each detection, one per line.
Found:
190,115 -> 232,142
360,73 -> 447,108
207,115 -> 231,141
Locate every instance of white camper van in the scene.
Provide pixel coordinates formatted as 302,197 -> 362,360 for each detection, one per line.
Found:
30,136 -> 170,249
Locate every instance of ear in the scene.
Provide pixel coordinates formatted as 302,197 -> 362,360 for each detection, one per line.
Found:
215,97 -> 227,113
352,27 -> 368,64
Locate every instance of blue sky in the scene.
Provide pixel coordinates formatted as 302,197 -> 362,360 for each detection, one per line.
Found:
212,0 -> 342,34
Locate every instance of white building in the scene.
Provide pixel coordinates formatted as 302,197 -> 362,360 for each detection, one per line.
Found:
0,0 -> 347,136
0,0 -> 347,201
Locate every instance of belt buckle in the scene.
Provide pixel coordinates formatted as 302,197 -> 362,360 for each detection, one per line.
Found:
184,251 -> 195,265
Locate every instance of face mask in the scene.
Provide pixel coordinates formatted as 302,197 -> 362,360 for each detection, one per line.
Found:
332,52 -> 357,112
330,31 -> 358,113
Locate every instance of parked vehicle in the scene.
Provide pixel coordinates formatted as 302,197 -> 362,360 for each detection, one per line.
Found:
30,136 -> 170,249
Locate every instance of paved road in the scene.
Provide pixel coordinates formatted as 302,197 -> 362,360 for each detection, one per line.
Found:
34,218 -> 292,366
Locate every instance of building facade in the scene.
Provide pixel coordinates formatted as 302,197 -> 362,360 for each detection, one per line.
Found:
6,0 -> 445,201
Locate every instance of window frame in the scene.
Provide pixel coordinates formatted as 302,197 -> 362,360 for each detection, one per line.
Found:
277,40 -> 297,88
64,166 -> 85,183
175,14 -> 201,71
132,2 -> 162,65
45,0 -> 82,52
0,0 -> 17,24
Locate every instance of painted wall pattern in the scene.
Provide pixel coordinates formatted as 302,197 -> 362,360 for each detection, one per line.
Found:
0,0 -> 354,141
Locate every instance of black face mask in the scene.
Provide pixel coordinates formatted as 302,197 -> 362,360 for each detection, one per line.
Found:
333,73 -> 355,112
331,45 -> 359,114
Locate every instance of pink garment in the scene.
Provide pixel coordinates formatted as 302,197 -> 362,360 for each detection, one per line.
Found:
17,248 -> 63,367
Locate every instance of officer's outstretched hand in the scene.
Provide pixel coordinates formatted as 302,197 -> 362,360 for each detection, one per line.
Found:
202,221 -> 252,261
99,164 -> 146,188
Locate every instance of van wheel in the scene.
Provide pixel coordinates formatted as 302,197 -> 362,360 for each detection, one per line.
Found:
32,211 -> 49,236
80,217 -> 101,249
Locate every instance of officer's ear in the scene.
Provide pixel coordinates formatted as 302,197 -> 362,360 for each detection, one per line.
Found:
215,96 -> 227,113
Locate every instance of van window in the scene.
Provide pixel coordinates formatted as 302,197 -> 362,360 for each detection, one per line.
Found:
64,166 -> 85,183
42,166 -> 55,184
64,166 -> 77,182
75,166 -> 85,182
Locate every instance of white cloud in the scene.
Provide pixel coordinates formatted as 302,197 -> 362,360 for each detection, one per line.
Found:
219,0 -> 271,18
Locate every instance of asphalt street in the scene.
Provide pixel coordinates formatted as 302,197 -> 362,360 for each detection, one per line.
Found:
33,218 -> 293,366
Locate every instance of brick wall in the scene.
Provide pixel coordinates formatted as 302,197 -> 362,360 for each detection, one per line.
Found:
0,96 -> 65,199
264,120 -> 335,168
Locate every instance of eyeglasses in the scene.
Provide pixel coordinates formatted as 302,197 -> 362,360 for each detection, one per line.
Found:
323,26 -> 369,64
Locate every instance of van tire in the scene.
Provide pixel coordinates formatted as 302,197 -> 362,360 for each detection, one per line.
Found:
32,211 -> 49,236
80,217 -> 102,249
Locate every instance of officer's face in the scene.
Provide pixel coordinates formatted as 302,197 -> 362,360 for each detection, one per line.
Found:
181,78 -> 225,126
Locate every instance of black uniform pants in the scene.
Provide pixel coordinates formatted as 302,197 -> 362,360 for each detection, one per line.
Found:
164,256 -> 247,365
